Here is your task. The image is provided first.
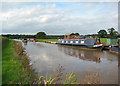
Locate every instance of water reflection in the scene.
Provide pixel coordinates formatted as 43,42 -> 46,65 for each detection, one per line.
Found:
21,42 -> 118,84
58,45 -> 101,63
36,43 -> 45,48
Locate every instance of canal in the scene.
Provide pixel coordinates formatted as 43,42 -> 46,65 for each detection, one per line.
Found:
23,41 -> 118,84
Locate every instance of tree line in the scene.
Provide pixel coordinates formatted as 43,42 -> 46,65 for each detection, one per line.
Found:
97,28 -> 119,38
1,32 -> 64,39
1,28 -> 119,39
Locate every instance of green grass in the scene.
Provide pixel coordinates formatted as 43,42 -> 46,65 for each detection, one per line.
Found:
2,38 -> 20,84
36,39 -> 58,42
2,38 -> 23,84
2,37 -> 34,84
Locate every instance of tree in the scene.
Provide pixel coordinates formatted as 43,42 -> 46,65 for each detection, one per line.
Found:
113,31 -> 118,36
75,33 -> 80,36
108,28 -> 118,37
98,29 -> 107,37
35,32 -> 46,39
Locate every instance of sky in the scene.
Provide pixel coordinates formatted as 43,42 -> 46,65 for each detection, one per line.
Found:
1,2 -> 118,35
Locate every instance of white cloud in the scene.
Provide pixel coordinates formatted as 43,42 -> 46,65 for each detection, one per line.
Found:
1,2 -> 118,34
85,3 -> 99,8
52,4 -> 56,8
1,0 -> 119,2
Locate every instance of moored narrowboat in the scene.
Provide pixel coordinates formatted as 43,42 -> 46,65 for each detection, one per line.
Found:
58,34 -> 104,49
109,39 -> 120,53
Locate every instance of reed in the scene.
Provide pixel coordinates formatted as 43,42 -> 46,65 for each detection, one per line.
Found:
38,64 -> 100,85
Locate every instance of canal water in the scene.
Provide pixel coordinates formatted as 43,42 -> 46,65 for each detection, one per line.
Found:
23,42 -> 118,84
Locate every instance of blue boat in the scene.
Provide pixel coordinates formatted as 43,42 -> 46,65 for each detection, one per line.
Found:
58,34 -> 104,49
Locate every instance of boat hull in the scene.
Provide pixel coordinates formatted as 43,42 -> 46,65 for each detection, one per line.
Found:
109,46 -> 120,53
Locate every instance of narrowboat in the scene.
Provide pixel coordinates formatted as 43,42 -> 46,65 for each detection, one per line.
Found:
109,39 -> 120,53
58,34 -> 104,49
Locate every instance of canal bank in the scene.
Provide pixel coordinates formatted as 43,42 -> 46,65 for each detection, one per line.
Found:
2,38 -> 37,84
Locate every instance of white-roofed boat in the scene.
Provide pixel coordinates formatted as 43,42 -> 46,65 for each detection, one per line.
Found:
58,34 -> 104,50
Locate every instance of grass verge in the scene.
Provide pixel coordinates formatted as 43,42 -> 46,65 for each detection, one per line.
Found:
2,37 -> 37,84
36,39 -> 58,42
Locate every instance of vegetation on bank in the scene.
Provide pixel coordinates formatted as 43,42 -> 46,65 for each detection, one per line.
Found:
36,39 -> 58,42
2,32 -> 64,39
38,64 -> 100,85
2,37 -> 37,84
2,28 -> 119,39
98,28 -> 118,38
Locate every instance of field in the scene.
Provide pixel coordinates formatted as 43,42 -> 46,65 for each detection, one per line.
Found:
36,39 -> 58,42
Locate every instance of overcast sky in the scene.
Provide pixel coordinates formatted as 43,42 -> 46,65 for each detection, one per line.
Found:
1,2 -> 118,35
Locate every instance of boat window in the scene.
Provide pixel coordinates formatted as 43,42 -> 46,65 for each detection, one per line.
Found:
62,40 -> 64,43
70,41 -> 73,43
81,40 -> 84,44
76,40 -> 79,43
66,41 -> 68,43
